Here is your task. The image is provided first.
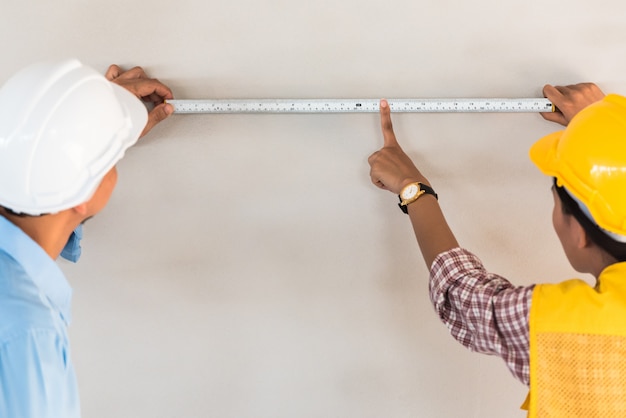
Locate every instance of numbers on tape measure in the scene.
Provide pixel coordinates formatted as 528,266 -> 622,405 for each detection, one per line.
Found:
167,98 -> 554,114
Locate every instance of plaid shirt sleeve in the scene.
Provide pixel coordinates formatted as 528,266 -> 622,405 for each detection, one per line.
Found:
429,247 -> 534,385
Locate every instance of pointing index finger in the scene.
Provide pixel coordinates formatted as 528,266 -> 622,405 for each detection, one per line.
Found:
380,99 -> 398,147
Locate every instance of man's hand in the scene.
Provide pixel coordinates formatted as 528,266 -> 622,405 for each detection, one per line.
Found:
368,99 -> 429,194
105,65 -> 174,138
541,83 -> 605,126
367,99 -> 458,267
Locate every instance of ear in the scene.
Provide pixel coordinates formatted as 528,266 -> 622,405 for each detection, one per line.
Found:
72,202 -> 89,217
571,217 -> 593,249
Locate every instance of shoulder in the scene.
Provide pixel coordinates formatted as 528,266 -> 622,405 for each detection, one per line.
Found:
0,251 -> 63,346
533,278 -> 591,294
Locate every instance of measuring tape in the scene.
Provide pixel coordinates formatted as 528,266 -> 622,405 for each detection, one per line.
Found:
166,98 -> 554,114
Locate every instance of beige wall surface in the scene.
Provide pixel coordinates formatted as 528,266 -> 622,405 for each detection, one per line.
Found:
2,1 -> 626,417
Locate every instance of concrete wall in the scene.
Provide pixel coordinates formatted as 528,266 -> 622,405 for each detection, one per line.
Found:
3,1 -> 625,416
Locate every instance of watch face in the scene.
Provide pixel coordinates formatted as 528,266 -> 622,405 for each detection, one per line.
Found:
401,183 -> 419,199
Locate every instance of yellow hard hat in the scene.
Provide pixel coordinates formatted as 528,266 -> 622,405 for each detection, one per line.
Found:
530,94 -> 626,236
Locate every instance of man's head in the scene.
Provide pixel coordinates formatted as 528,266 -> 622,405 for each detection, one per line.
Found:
531,94 -> 626,269
0,59 -> 147,218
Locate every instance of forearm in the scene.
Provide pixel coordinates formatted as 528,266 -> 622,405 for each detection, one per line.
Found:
405,194 -> 459,268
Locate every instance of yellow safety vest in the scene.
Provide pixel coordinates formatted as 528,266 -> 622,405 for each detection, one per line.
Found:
523,262 -> 626,417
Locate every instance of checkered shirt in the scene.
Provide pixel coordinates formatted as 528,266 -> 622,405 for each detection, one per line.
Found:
429,247 -> 534,385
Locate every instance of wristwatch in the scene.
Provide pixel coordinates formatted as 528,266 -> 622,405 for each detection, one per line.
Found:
398,182 -> 438,214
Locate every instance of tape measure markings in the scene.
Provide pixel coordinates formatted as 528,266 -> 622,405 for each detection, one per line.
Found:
167,98 -> 554,114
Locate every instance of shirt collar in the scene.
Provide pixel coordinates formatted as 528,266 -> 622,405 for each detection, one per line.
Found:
0,216 -> 73,324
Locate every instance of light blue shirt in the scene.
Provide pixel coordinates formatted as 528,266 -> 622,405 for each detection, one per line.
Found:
0,216 -> 80,418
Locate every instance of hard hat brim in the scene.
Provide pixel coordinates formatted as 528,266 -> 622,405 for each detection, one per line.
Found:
529,130 -> 563,181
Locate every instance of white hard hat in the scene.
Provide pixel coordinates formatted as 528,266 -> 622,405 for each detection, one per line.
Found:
0,59 -> 148,215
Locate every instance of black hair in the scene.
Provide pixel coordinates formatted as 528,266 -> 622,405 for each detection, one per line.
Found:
553,177 -> 626,262
0,206 -> 42,218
